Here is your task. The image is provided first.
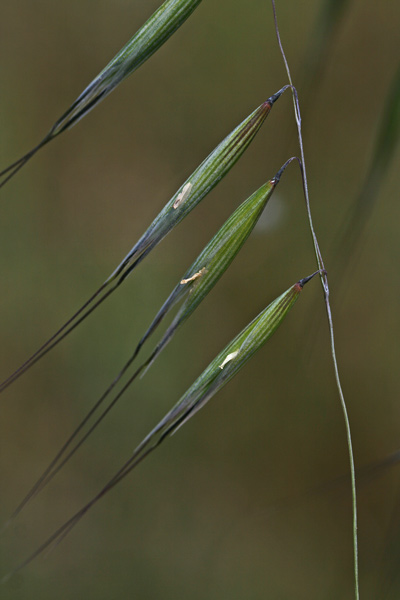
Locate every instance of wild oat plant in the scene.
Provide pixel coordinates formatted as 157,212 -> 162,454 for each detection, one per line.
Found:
0,1 -> 399,599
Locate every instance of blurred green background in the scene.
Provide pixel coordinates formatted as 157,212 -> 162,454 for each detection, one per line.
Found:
1,1 -> 400,598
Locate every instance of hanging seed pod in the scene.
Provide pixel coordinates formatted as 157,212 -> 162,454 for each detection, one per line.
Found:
136,159 -> 294,370
10,161 -> 296,522
6,271 -> 319,578
109,87 -> 288,284
0,0 -> 203,189
0,87 -> 287,393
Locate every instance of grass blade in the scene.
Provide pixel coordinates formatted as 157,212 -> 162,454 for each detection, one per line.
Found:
305,0 -> 351,86
333,62 -> 400,275
0,0 -> 204,189
0,88 -> 287,394
5,272 -> 318,578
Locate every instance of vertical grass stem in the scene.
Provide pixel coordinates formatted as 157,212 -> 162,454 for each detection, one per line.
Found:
271,2 -> 359,598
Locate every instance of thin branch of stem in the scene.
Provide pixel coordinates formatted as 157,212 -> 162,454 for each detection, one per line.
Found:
270,2 -> 359,599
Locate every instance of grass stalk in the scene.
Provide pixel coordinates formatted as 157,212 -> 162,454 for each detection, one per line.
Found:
271,2 -> 359,598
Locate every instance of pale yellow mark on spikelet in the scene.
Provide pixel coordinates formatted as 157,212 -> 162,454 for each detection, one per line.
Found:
173,182 -> 193,209
219,351 -> 240,370
180,267 -> 206,285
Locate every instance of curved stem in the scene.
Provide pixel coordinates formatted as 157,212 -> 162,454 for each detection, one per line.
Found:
271,3 -> 359,599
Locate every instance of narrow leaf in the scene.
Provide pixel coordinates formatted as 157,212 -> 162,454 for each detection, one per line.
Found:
346,62 -> 400,231
305,0 -> 351,85
332,62 -> 400,280
0,88 -> 287,393
0,0 -> 203,188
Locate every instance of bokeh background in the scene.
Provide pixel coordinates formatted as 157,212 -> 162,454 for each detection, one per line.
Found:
1,1 -> 399,598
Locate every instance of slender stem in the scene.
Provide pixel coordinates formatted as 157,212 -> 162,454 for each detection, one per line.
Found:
271,2 -> 359,599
